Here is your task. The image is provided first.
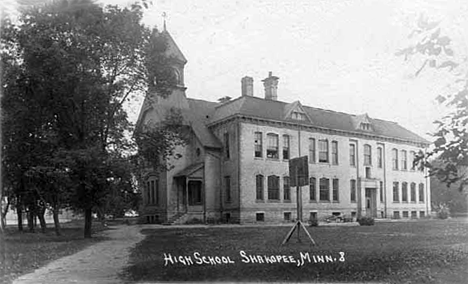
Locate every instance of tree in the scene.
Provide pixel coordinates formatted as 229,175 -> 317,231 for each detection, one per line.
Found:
396,15 -> 468,192
1,0 -> 176,237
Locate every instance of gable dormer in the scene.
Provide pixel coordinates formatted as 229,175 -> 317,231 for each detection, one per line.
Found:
354,113 -> 374,132
284,101 -> 312,122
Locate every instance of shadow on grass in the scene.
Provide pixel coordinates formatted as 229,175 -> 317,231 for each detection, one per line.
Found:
0,223 -> 110,284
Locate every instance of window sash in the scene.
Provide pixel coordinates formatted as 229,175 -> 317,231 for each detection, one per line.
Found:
309,177 -> 316,201
309,138 -> 316,163
256,175 -> 264,200
254,132 -> 262,158
319,178 -> 329,201
401,150 -> 407,170
393,182 -> 399,202
419,184 -> 424,202
283,135 -> 290,160
332,141 -> 338,165
350,180 -> 356,202
392,149 -> 399,170
377,147 -> 383,168
364,145 -> 371,165
410,183 -> 416,202
319,140 -> 329,163
332,179 -> 339,201
267,134 -> 279,159
268,176 -> 280,200
283,177 -> 290,200
402,182 -> 408,202
349,144 -> 356,166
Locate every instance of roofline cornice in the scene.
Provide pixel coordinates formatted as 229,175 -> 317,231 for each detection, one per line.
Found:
208,114 -> 430,148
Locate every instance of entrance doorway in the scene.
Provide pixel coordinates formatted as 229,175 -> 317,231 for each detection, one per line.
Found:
365,188 -> 377,217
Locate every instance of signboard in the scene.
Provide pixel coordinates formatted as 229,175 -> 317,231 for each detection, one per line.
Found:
289,156 -> 309,187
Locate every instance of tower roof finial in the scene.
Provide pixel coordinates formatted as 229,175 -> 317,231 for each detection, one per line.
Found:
162,12 -> 167,31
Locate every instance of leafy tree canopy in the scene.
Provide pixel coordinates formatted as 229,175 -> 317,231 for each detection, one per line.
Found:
396,15 -> 468,192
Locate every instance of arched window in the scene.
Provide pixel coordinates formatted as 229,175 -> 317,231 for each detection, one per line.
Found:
256,175 -> 264,200
410,182 -> 416,202
267,175 -> 279,200
283,177 -> 290,201
419,183 -> 425,203
319,178 -> 329,201
402,182 -> 408,202
309,177 -> 316,201
401,150 -> 407,170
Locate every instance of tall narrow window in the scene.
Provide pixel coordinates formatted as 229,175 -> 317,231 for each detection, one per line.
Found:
364,144 -> 372,165
393,182 -> 399,202
267,134 -> 279,159
256,175 -> 264,200
224,132 -> 230,159
380,181 -> 384,203
151,180 -> 155,204
225,176 -> 231,202
254,132 -> 263,158
401,150 -> 407,170
309,177 -> 316,201
402,182 -> 408,202
319,140 -> 329,163
392,149 -> 399,170
319,178 -> 329,201
146,181 -> 151,205
283,135 -> 290,160
350,179 -> 356,202
332,179 -> 339,201
331,141 -> 338,165
419,183 -> 425,203
377,147 -> 383,168
349,144 -> 356,166
309,138 -> 316,163
410,151 -> 416,170
283,177 -> 290,201
268,175 -> 279,200
410,182 -> 416,202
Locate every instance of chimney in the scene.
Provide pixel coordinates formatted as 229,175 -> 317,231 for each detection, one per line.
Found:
241,76 -> 254,97
262,71 -> 279,100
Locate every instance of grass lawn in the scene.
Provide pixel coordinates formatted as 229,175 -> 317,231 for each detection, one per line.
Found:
124,218 -> 468,283
0,220 -> 108,284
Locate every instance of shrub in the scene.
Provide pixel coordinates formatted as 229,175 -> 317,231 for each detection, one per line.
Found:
309,219 -> 319,227
357,216 -> 375,226
433,202 -> 451,219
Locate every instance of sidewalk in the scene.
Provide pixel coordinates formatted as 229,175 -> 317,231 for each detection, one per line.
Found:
12,225 -> 145,284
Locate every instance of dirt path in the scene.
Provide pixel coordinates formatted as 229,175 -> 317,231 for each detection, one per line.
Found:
12,225 -> 145,284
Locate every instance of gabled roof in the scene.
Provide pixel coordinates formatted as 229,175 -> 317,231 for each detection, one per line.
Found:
204,95 -> 429,145
174,162 -> 204,177
186,99 -> 222,149
283,100 -> 313,123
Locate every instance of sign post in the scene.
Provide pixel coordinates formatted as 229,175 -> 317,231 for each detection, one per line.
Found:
282,156 -> 316,245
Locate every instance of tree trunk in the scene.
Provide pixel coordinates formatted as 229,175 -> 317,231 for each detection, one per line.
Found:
84,208 -> 92,238
0,198 -> 9,232
37,206 -> 47,233
17,205 -> 23,232
27,209 -> 35,233
52,206 -> 62,236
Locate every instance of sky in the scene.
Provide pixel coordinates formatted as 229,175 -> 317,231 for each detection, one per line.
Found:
4,0 -> 468,140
